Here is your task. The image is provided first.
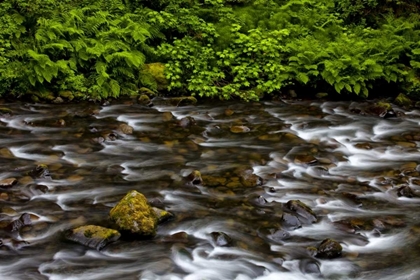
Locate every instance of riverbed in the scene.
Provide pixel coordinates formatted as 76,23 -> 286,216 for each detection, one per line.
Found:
0,99 -> 419,280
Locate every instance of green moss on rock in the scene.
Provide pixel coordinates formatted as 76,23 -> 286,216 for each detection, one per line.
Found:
109,190 -> 158,236
66,225 -> 121,250
59,90 -> 74,100
138,94 -> 151,105
153,207 -> 174,224
394,93 -> 412,107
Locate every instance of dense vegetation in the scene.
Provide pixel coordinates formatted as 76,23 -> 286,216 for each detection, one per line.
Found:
1,0 -> 419,101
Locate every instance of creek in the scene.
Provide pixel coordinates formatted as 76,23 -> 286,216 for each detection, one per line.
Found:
0,99 -> 419,280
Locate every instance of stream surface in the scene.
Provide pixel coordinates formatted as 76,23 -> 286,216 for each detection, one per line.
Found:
0,99 -> 419,280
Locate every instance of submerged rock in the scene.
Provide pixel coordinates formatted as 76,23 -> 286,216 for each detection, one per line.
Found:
316,238 -> 342,259
161,232 -> 190,244
237,168 -> 263,188
285,200 -> 317,224
230,126 -> 250,133
65,225 -> 120,250
109,190 -> 158,236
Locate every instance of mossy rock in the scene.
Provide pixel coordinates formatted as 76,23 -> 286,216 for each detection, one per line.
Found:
65,225 -> 120,250
142,63 -> 168,90
59,90 -> 74,101
110,190 -> 158,236
34,90 -> 55,101
139,87 -> 156,97
0,107 -> 13,115
138,94 -> 151,105
202,175 -> 227,187
394,93 -> 412,108
153,207 -> 174,224
169,96 -> 198,106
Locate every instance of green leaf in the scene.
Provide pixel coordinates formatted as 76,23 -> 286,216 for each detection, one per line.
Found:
354,83 -> 361,94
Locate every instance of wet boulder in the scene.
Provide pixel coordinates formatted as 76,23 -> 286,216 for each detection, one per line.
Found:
118,123 -> 133,135
6,213 -> 32,232
109,190 -> 158,236
28,164 -> 51,179
316,238 -> 342,259
281,212 -> 302,229
397,185 -> 416,198
265,227 -> 291,242
65,225 -> 120,250
187,170 -> 203,185
0,178 -> 17,188
211,232 -> 233,247
179,116 -> 196,128
153,207 -> 174,224
368,101 -> 396,118
285,200 -> 317,224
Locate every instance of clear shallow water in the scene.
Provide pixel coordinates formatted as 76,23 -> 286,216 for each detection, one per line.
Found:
0,99 -> 419,280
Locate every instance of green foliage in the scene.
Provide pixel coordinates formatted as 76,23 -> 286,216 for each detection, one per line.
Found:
0,0 -> 155,99
158,0 -> 420,100
0,0 -> 420,100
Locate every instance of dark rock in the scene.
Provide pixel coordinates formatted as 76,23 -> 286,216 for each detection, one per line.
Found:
368,102 -> 396,118
187,170 -> 203,185
0,178 -> 17,188
6,213 -> 32,232
211,232 -> 233,247
28,164 -> 51,179
65,225 -> 120,250
281,212 -> 302,229
397,185 -> 415,198
316,238 -> 342,259
285,200 -> 317,224
179,116 -> 196,128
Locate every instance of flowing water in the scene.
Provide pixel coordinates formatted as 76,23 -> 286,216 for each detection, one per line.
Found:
0,99 -> 419,280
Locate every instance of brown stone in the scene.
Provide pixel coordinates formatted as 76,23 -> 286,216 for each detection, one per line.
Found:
0,178 -> 17,188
